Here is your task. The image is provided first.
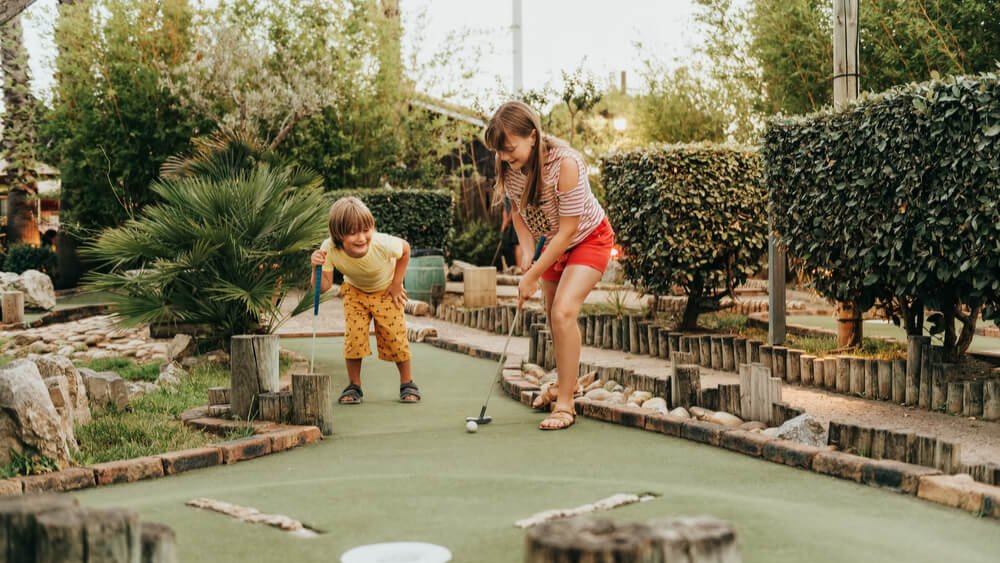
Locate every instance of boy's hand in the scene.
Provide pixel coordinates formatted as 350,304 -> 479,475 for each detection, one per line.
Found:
385,282 -> 407,308
310,250 -> 327,267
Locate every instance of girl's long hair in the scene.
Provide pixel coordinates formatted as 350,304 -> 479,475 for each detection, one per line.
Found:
484,101 -> 565,209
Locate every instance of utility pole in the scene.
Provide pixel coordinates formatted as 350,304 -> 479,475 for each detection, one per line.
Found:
832,0 -> 862,348
512,0 -> 523,94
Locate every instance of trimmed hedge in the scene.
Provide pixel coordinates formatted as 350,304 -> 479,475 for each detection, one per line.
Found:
602,143 -> 767,329
327,188 -> 453,251
764,72 -> 1000,358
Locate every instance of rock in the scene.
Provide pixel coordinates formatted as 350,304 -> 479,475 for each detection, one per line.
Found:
157,362 -> 186,387
33,354 -> 90,425
640,397 -> 668,413
81,369 -> 128,411
740,421 -> 767,431
84,334 -> 104,346
669,407 -> 691,419
448,260 -> 476,281
603,380 -> 619,392
770,414 -> 828,448
607,391 -> 626,404
689,406 -> 713,421
0,360 -> 75,467
126,381 -> 159,399
204,350 -> 229,365
709,411 -> 744,428
762,427 -> 780,437
630,391 -> 653,404
585,388 -> 613,401
28,341 -> 51,354
6,270 -> 57,310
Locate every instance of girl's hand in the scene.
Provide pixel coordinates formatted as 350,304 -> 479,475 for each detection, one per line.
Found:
517,273 -> 538,308
310,250 -> 327,267
385,283 -> 408,308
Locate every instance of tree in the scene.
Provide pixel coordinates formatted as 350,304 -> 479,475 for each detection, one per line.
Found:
1,11 -> 40,246
557,67 -> 603,146
636,65 -> 730,144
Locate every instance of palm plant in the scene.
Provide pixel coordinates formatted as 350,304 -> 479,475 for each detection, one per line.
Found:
81,130 -> 330,345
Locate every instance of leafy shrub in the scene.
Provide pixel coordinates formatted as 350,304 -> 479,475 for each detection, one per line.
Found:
327,188 -> 454,251
448,219 -> 501,267
764,72 -> 1000,359
2,244 -> 55,274
602,143 -> 767,329
0,449 -> 59,478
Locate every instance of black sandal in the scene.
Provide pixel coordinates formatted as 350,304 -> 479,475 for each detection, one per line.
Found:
399,380 -> 421,403
338,383 -> 363,405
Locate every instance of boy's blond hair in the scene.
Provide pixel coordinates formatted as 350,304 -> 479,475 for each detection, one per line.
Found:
328,197 -> 375,248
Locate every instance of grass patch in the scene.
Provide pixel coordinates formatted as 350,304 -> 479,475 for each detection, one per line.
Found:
80,357 -> 162,382
73,362 -> 228,465
0,450 -> 59,478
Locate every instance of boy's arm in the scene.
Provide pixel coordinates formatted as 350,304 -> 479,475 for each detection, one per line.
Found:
386,239 -> 410,306
310,248 -> 335,293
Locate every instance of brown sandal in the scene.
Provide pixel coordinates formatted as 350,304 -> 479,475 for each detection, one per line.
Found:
539,408 -> 576,430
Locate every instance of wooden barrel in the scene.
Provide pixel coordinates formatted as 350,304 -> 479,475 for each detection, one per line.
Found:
403,251 -> 447,305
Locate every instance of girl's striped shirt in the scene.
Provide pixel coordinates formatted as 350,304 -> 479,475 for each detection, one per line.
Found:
503,143 -> 605,248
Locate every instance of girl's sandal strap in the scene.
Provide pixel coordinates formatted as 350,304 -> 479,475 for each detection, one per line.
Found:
539,408 -> 576,430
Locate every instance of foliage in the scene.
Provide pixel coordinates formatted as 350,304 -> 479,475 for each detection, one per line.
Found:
636,65 -> 731,144
41,0 -> 202,238
328,188 -> 454,251
0,449 -> 59,479
603,144 -> 767,330
2,244 -> 55,275
80,358 -> 162,383
448,219 -> 500,267
764,73 -> 1000,360
695,0 -> 1000,119
73,362 -> 229,465
80,131 -> 330,343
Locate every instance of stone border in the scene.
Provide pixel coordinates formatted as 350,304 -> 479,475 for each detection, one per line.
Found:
424,335 -> 1000,520
0,423 -> 322,497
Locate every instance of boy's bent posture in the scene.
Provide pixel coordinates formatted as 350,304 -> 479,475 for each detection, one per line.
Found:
310,197 -> 420,404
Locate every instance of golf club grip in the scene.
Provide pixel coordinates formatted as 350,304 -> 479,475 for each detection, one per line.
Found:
533,236 -> 546,261
313,266 -> 322,315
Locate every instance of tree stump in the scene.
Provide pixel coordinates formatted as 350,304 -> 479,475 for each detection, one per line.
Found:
983,381 -> 1000,421
1,290 -> 24,325
786,349 -> 800,383
672,364 -> 700,410
292,372 -> 333,435
82,508 -> 140,563
259,391 -> 293,423
0,494 -> 79,562
141,522 -> 178,563
524,516 -> 741,563
34,509 -> 86,563
207,387 -> 230,406
230,334 -> 280,420
799,355 -> 815,386
877,360 -> 892,401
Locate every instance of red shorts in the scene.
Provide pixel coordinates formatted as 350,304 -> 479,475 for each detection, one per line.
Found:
541,217 -> 615,283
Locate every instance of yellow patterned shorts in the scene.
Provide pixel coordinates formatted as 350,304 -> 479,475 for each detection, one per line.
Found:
341,283 -> 410,362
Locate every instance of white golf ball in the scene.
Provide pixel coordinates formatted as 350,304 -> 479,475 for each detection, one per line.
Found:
465,420 -> 478,433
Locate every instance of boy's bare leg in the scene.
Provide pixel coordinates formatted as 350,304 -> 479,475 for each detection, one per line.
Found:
346,358 -> 363,386
397,359 -> 412,384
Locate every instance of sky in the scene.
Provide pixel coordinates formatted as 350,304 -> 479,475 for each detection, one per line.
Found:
21,0 -> 705,108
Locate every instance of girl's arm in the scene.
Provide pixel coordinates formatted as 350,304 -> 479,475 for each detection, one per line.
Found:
510,211 -> 535,270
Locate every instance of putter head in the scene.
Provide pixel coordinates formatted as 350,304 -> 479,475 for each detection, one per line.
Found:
466,415 -> 492,424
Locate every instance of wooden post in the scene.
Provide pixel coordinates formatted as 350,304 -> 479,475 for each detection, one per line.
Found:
849,357 -> 864,395
710,336 -> 723,370
1,291 -> 24,324
83,508 -> 140,563
873,360 -> 890,400
946,382 -> 963,415
699,336 -> 712,368
34,510 -> 86,563
524,516 -> 741,563
0,494 -> 79,563
963,382 -> 983,417
984,381 -> 1000,421
140,522 -> 178,563
259,391 -> 292,423
772,346 -> 787,380
824,357 -> 838,389
230,334 -> 280,420
292,373 -> 333,435
768,236 -> 786,346
786,349 -> 801,384
207,387 -> 230,406
919,341 -> 935,409
892,359 -> 906,404
734,337 -> 747,368
836,356 -> 851,393
672,362 -> 700,410
463,266 -> 497,307
759,345 -> 773,374
931,364 -> 947,411
863,359 -> 877,398
800,355 -> 815,386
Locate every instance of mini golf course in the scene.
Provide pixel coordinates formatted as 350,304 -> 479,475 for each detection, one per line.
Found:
72,337 -> 1000,562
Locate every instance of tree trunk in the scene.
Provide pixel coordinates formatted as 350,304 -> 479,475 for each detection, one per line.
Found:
836,300 -> 862,348
1,12 -> 41,247
680,278 -> 704,330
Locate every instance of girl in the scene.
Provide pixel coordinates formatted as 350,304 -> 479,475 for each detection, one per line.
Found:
484,101 -> 615,430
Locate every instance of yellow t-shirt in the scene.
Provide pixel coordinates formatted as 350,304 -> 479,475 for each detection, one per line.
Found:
320,232 -> 404,293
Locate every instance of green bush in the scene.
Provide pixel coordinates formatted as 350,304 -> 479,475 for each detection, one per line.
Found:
81,132 -> 329,344
602,143 -> 767,329
3,244 -> 56,275
327,188 -> 454,251
449,219 -> 501,267
764,72 -> 1000,359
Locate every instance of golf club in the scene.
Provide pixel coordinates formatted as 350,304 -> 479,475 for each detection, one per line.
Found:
466,235 -> 546,425
310,265 -> 322,373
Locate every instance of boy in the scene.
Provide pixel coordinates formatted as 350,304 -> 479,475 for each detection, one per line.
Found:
310,197 -> 420,404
